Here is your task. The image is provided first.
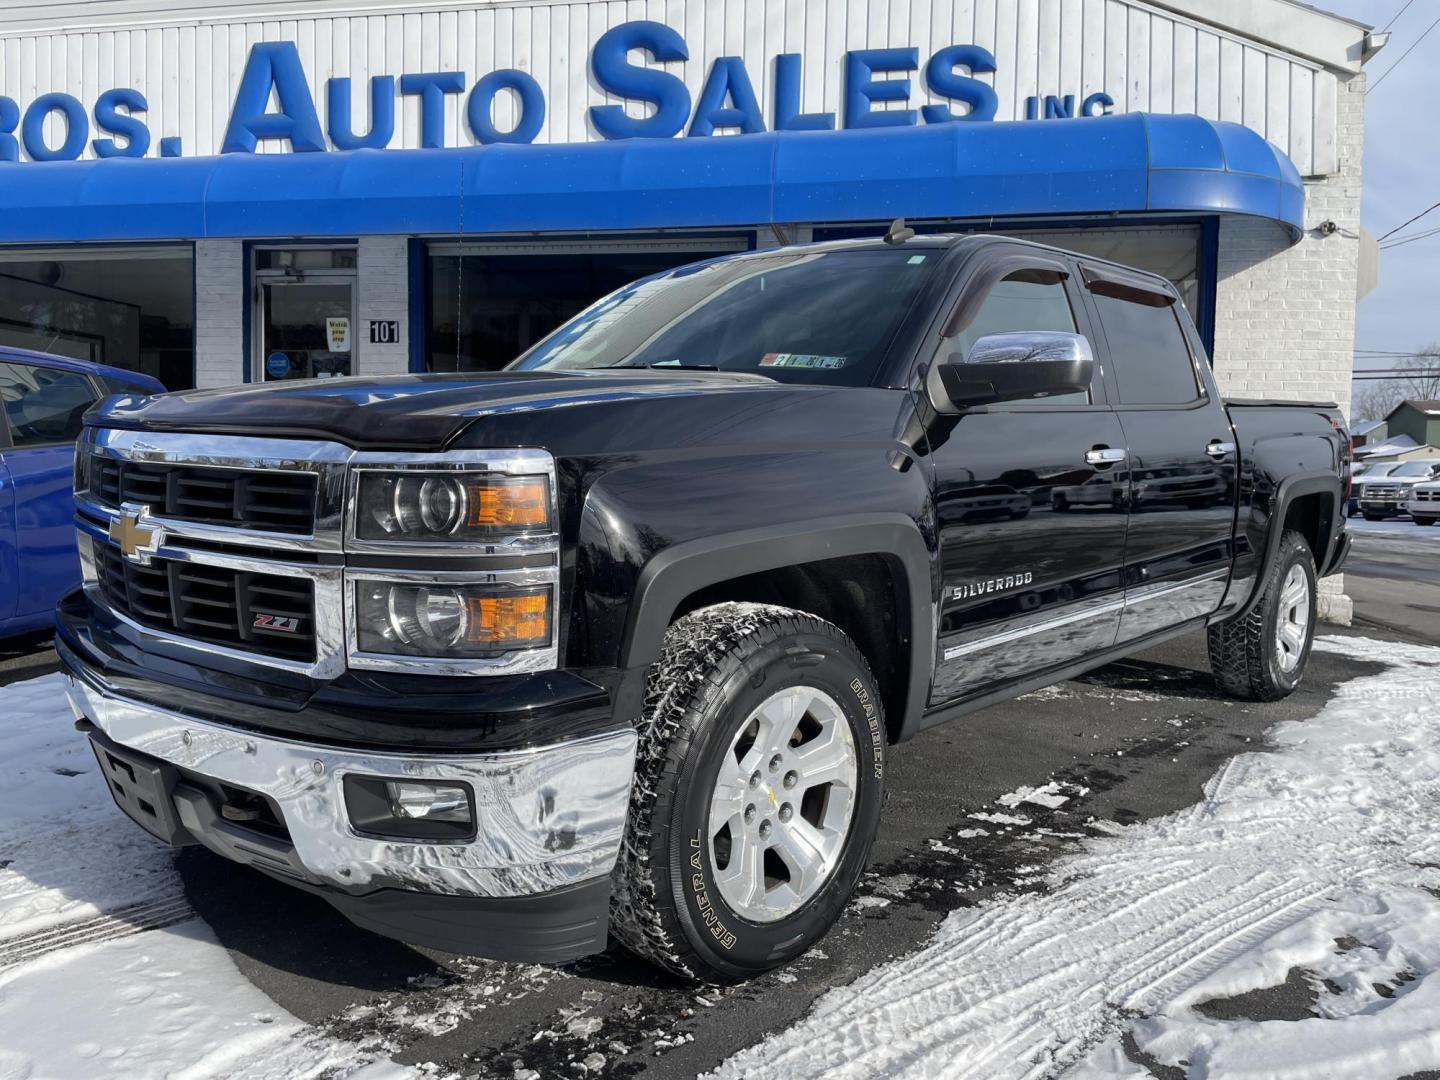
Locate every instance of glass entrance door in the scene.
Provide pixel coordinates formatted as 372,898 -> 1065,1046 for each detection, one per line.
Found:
258,279 -> 355,382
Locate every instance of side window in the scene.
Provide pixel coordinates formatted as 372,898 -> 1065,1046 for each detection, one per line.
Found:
954,269 -> 1091,406
1089,282 -> 1202,406
0,363 -> 99,448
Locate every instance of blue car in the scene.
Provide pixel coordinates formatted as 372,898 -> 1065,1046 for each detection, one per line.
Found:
0,348 -> 165,639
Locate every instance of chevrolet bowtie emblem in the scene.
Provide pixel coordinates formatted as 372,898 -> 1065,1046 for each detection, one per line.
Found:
110,503 -> 165,565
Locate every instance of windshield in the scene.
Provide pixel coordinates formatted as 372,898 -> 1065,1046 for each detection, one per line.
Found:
1391,461 -> 1439,477
509,248 -> 940,386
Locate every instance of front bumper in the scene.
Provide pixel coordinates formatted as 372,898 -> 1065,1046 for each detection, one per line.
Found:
1359,498 -> 1403,514
64,660 -> 637,958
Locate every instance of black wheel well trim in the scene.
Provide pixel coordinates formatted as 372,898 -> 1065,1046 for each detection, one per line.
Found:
622,514 -> 935,744
1236,471 -> 1342,620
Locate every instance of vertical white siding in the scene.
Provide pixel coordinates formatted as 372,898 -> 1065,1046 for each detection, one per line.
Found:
357,235 -> 410,376
0,0 -> 1336,174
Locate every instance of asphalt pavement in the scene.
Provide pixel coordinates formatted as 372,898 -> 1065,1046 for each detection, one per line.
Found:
3,525 -> 1434,1078
1343,518 -> 1440,644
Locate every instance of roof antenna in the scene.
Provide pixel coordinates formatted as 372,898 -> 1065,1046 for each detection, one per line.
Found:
883,217 -> 915,245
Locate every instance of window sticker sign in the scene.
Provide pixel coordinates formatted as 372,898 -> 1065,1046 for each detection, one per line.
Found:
325,317 -> 351,352
759,352 -> 848,369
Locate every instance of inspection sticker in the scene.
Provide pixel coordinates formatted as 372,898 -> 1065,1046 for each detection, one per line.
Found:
759,352 -> 848,369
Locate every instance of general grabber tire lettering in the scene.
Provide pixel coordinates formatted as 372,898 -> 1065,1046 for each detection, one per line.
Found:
1207,530 -> 1317,702
610,602 -> 886,982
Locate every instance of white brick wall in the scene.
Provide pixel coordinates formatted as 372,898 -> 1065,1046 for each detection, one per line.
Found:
194,239 -> 245,389
357,237 -> 411,377
1211,71 -> 1364,624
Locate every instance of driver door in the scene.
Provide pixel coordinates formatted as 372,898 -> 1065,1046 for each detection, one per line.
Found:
924,248 -> 1130,706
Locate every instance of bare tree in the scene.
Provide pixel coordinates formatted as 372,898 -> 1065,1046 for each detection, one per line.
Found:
1352,381 -> 1403,422
1351,346 -> 1440,421
1395,345 -> 1440,402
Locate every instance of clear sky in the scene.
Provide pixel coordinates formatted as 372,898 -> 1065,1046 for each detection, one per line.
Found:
1311,0 -> 1440,367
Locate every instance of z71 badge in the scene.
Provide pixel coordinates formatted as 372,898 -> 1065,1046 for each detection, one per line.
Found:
952,571 -> 1034,601
253,613 -> 301,633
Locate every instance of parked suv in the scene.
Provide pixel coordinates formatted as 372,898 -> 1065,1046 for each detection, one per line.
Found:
0,348 -> 163,639
60,236 -> 1349,981
1358,460 -> 1440,520
1405,479 -> 1440,526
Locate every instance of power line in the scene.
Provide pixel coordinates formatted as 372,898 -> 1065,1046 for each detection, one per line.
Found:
1368,12 -> 1440,93
1379,199 -> 1440,241
1383,0 -> 1417,31
1381,225 -> 1440,251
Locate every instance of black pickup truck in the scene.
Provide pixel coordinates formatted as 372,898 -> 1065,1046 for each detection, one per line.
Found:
59,234 -> 1350,982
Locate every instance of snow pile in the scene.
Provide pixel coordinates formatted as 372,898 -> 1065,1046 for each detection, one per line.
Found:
714,636 -> 1440,1080
0,673 -> 410,1079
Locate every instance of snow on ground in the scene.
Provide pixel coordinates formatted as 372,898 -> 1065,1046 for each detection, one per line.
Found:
0,673 -> 411,1079
0,674 -> 180,939
714,636 -> 1440,1080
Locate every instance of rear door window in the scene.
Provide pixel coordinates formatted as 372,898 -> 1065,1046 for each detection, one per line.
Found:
1088,275 -> 1202,405
0,362 -> 99,447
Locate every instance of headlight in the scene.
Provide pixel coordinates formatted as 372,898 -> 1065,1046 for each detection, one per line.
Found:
354,581 -> 553,658
355,471 -> 551,542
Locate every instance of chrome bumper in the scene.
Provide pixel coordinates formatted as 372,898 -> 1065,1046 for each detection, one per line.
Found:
65,673 -> 637,899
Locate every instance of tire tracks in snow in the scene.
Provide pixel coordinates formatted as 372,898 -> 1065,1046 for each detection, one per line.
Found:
0,894 -> 195,969
714,637 -> 1434,1080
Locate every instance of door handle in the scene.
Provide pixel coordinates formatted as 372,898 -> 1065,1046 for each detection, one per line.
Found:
1205,440 -> 1236,459
1085,447 -> 1128,467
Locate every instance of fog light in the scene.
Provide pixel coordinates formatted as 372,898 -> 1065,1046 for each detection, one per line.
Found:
387,781 -> 472,822
342,774 -> 477,842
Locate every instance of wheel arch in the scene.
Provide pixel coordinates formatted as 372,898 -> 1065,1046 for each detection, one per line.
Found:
1236,471 -> 1342,620
622,515 -> 935,744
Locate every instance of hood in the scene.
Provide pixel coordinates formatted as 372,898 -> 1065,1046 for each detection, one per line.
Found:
90,369 -> 780,449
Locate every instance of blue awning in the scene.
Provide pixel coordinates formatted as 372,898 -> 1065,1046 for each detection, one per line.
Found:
0,112 -> 1303,244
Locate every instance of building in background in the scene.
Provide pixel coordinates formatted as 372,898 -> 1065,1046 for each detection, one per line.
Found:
1382,400 -> 1440,449
0,0 -> 1386,616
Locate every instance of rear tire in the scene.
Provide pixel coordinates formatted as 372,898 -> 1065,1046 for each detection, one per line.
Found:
1207,530 -> 1317,702
610,603 -> 886,982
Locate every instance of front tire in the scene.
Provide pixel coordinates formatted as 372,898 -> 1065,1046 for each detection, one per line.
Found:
1207,530 -> 1317,702
1415,516 -> 1437,527
611,603 -> 886,982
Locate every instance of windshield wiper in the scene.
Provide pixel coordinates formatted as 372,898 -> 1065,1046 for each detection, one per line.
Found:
645,362 -> 719,371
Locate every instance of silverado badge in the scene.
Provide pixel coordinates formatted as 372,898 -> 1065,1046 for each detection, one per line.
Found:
110,503 -> 165,566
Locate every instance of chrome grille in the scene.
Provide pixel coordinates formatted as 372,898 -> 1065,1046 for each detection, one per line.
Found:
93,542 -> 317,661
88,457 -> 318,535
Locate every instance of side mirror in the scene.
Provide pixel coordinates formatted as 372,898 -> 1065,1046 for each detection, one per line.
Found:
926,331 -> 1095,414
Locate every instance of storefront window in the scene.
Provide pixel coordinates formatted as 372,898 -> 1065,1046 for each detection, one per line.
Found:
426,242 -> 745,372
0,247 -> 194,390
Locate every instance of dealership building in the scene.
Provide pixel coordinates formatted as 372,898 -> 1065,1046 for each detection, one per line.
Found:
0,0 -> 1382,600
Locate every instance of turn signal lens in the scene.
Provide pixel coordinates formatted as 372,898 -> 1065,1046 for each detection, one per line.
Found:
465,591 -> 550,647
468,478 -> 549,529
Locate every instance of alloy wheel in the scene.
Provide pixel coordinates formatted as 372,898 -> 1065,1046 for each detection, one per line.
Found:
706,685 -> 858,923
